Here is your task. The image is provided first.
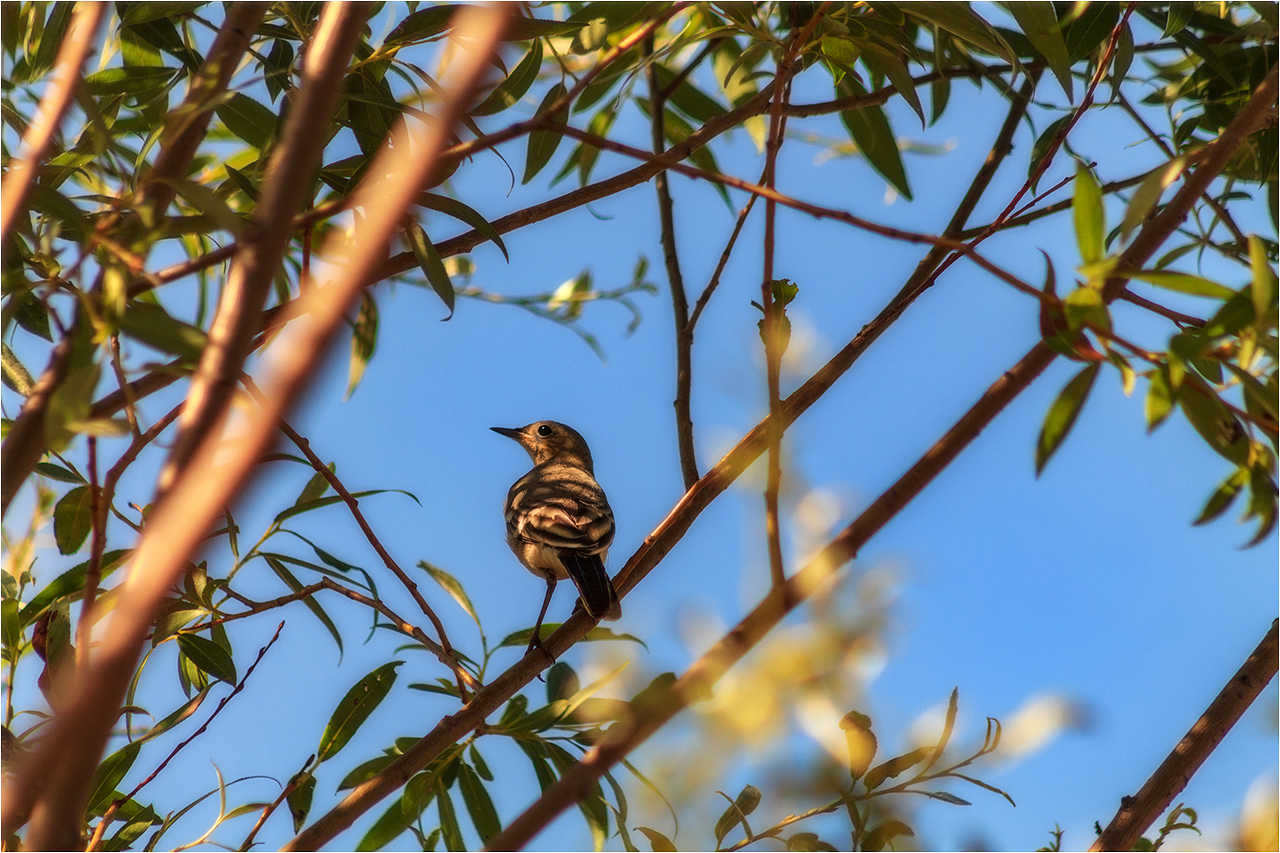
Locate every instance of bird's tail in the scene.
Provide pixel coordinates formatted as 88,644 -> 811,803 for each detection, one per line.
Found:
560,550 -> 621,621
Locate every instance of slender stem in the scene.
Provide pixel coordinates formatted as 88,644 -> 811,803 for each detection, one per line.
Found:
645,36 -> 699,491
687,191 -> 759,333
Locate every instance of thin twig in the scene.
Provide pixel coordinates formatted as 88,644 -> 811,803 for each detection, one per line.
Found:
645,36 -> 699,491
687,191 -> 759,333
262,404 -> 478,696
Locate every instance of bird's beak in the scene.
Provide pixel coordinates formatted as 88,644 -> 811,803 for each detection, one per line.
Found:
490,426 -> 522,440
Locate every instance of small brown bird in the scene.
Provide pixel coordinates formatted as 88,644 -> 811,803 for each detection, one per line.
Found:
492,421 -> 621,656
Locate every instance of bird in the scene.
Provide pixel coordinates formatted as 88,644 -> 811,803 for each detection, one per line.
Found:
491,420 -> 621,657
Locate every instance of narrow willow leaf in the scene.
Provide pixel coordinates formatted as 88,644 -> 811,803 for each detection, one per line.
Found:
523,83 -> 569,184
458,763 -> 501,844
19,550 -> 130,627
908,4 -> 1016,63
418,561 -> 481,627
405,221 -> 454,319
713,784 -> 762,844
859,42 -> 924,127
84,65 -> 178,96
53,485 -> 92,555
1073,164 -> 1104,264
87,742 -> 141,813
1178,376 -> 1249,465
1128,270 -> 1234,300
345,291 -> 378,400
263,556 -> 343,656
1009,3 -> 1073,100
437,779 -> 465,852
287,773 -> 315,832
176,633 -> 237,684
1036,363 -> 1100,475
838,78 -> 911,200
317,661 -> 403,762
417,194 -> 509,261
118,302 -> 208,360
161,177 -> 244,235
215,92 -> 277,150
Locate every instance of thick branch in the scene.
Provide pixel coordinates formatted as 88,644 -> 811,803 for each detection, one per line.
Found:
0,2 -> 105,243
1089,619 -> 1279,851
156,5 -> 365,494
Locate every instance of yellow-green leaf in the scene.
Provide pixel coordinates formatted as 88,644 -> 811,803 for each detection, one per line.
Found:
1073,164 -> 1104,264
317,661 -> 403,762
1036,363 -> 1100,475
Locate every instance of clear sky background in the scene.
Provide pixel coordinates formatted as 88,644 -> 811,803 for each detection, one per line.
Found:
3,4 -> 1277,851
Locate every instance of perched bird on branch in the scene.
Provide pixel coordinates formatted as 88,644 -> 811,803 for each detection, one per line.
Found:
492,420 -> 621,657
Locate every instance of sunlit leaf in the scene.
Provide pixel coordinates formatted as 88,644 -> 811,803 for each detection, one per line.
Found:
317,661 -> 403,762
53,485 -> 92,555
1036,363 -> 1101,475
1009,4 -> 1073,100
1073,164 -> 1104,264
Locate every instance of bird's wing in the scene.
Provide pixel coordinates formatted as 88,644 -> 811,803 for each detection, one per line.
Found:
506,464 -> 614,554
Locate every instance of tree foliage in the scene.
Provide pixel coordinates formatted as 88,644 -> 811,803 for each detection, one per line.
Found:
1,2 -> 1276,851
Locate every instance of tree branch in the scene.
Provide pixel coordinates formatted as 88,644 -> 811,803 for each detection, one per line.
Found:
1089,619 -> 1279,852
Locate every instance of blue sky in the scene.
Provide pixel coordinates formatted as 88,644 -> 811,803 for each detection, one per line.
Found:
3,4 -> 1276,851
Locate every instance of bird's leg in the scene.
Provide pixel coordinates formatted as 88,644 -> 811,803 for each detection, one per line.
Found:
526,578 -> 557,665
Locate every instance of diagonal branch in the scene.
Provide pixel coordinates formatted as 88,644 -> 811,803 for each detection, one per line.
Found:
0,2 -> 105,244
1089,619 -> 1279,852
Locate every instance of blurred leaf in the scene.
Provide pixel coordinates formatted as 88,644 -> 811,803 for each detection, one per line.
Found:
418,561 -> 481,627
838,78 -> 911,200
1249,235 -> 1277,323
385,6 -> 457,44
1008,4 -> 1073,100
637,827 -> 677,851
317,661 -> 403,762
908,4 -> 1016,63
713,784 -> 762,845
859,42 -> 925,127
176,633 -> 237,684
498,623 -> 648,650
1145,365 -> 1176,431
137,688 -> 211,744
216,92 -> 278,150
346,291 -> 378,400
839,710 -> 877,781
35,462 -> 84,484
274,488 -> 414,524
119,2 -> 207,26
1036,363 -> 1101,475
863,745 -> 933,790
1063,2 -> 1119,63
1074,164 -> 1104,264
161,177 -> 244,235
1194,466 -> 1250,525
862,820 -> 915,852
921,790 -> 971,805
118,302 -> 208,360
19,550 -> 130,627
1178,376 -> 1249,464
651,63 -> 727,123
1120,158 -> 1184,242
524,83 -> 569,184
1162,3 -> 1194,36
1127,270 -> 1234,300
53,485 -> 92,555
406,221 -> 455,319
84,65 -> 178,96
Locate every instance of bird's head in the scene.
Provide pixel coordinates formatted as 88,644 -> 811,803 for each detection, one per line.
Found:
491,421 -> 595,471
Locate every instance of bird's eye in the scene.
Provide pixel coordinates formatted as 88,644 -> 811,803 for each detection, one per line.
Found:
537,424 -> 554,437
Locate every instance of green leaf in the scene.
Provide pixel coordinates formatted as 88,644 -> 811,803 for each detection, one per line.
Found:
87,742 -> 141,814
1073,164 -> 1104,264
384,6 -> 458,44
161,177 -> 244,235
288,773 -> 315,832
346,290 -> 378,400
1162,3 -> 1194,36
317,661 -> 403,762
859,42 -> 925,127
118,302 -> 208,360
417,194 -> 509,261
84,66 -> 178,96
273,488 -> 413,524
43,315 -> 98,452
457,763 -> 501,844
137,688 -> 211,744
908,3 -> 1016,63
405,221 -> 455,319
418,561 -> 481,627
523,83 -> 569,184
1036,363 -> 1101,476
651,63 -> 727,123
838,78 -> 912,200
119,2 -> 207,26
1063,3 -> 1119,63
1127,270 -> 1235,300
473,39 -> 543,116
1008,4 -> 1073,100
19,550 -> 130,627
53,485 -> 93,555
176,633 -> 237,684
263,556 -> 343,656
1120,158 -> 1184,242
215,92 -> 278,150
497,623 -> 648,650
437,778 -> 465,852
